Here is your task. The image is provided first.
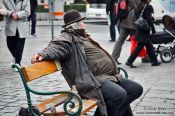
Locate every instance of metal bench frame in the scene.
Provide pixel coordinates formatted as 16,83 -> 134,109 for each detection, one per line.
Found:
12,61 -> 128,116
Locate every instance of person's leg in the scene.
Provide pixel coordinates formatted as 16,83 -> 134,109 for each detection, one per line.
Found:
0,22 -> 2,31
14,38 -> 25,65
31,12 -> 37,35
6,36 -> 17,58
109,14 -> 116,41
145,41 -> 157,63
145,41 -> 161,66
116,78 -> 143,116
13,31 -> 26,65
94,80 -> 127,116
123,106 -> 133,116
127,42 -> 145,64
129,29 -> 135,36
112,28 -> 129,61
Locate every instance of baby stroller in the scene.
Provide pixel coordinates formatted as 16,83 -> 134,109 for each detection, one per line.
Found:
151,15 -> 175,63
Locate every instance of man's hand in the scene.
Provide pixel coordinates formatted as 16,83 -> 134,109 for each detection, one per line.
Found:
31,54 -> 43,64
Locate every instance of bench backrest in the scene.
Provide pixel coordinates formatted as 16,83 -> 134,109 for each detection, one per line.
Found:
21,61 -> 61,82
13,61 -> 85,115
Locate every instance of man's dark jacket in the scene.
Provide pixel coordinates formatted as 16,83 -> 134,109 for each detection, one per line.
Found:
38,30 -> 108,116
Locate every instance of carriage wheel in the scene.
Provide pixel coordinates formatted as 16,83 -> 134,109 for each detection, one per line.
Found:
160,48 -> 173,63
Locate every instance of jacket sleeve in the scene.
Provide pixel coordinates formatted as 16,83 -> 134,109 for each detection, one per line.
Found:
144,5 -> 156,33
16,0 -> 30,19
38,41 -> 72,61
0,2 -> 7,15
129,0 -> 141,11
1,0 -> 13,17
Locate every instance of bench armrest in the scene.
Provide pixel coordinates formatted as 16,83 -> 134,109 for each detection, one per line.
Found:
28,88 -> 83,115
118,67 -> 128,79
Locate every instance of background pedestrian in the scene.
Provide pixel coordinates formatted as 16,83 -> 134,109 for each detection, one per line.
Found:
1,0 -> 30,69
126,0 -> 161,68
106,0 -> 118,42
28,0 -> 38,37
111,0 -> 140,64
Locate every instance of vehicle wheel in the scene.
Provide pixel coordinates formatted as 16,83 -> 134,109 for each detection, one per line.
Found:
160,48 -> 173,63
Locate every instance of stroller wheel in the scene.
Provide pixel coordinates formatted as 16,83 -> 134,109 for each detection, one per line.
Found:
160,48 -> 173,63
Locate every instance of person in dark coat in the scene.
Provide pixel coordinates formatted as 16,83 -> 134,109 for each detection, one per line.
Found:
126,0 -> 161,68
111,0 -> 141,64
106,0 -> 118,42
31,10 -> 143,116
28,0 -> 38,36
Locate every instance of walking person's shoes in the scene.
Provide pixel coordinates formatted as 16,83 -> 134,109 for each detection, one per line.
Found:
115,59 -> 122,65
151,62 -> 161,66
109,40 -> 116,42
31,33 -> 37,37
125,61 -> 137,68
141,56 -> 150,63
126,38 -> 130,41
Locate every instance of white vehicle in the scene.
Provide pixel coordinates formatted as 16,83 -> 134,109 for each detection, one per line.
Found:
85,0 -> 175,20
86,4 -> 107,19
151,0 -> 175,20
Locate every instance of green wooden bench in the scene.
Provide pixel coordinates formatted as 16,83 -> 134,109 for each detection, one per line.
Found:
13,61 -> 128,116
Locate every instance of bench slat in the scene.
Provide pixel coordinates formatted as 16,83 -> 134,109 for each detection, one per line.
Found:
71,99 -> 97,115
22,61 -> 60,82
43,99 -> 97,116
36,94 -> 69,113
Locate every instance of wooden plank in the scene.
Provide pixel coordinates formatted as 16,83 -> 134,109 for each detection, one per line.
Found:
43,99 -> 97,116
36,94 -> 69,113
71,99 -> 97,115
22,61 -> 61,82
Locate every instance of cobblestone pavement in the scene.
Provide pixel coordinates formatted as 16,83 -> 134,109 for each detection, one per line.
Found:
0,22 -> 175,116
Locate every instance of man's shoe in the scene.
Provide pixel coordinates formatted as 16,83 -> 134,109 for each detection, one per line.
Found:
31,34 -> 37,37
115,60 -> 122,65
125,61 -> 137,68
109,40 -> 116,42
151,62 -> 161,66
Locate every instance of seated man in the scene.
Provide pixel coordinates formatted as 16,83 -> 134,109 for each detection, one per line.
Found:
31,10 -> 143,116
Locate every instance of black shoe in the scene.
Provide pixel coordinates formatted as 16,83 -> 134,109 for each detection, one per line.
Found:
109,40 -> 116,42
141,56 -> 150,63
151,62 -> 161,66
115,60 -> 122,65
126,38 -> 130,41
125,61 -> 137,68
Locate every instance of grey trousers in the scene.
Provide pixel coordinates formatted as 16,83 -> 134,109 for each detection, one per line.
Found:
112,28 -> 135,61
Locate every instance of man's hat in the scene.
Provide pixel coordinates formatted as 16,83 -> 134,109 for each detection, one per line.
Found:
62,10 -> 86,27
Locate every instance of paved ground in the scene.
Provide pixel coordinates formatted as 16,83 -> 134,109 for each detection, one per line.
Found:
0,21 -> 175,116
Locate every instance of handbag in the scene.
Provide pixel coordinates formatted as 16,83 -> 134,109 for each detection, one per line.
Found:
130,35 -> 147,57
134,4 -> 150,31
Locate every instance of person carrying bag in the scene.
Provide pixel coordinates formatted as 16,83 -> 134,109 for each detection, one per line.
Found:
134,4 -> 150,31
125,0 -> 161,68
